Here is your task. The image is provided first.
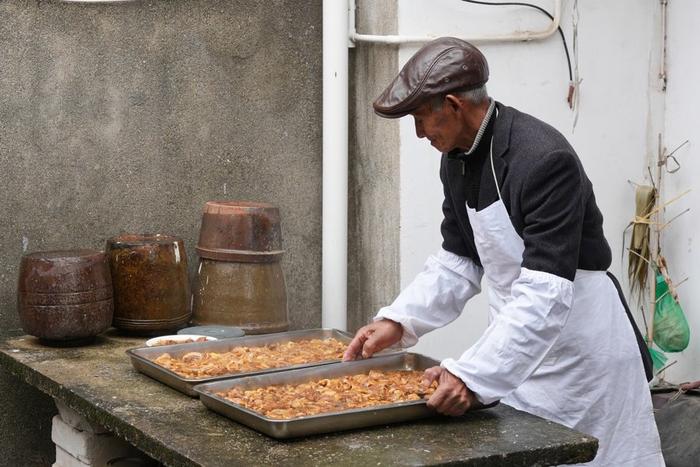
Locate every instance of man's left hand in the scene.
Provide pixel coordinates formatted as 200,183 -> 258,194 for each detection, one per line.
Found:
423,366 -> 479,416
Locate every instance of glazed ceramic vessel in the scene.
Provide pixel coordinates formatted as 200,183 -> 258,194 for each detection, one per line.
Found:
192,258 -> 289,334
107,234 -> 190,335
17,249 -> 113,343
192,201 -> 289,334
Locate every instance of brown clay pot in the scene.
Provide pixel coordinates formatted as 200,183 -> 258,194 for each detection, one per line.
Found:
192,201 -> 289,334
195,201 -> 284,262
192,258 -> 289,334
17,249 -> 113,343
107,234 -> 190,335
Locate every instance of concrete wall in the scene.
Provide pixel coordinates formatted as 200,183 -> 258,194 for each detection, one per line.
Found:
0,0 -> 322,463
348,0 -> 401,331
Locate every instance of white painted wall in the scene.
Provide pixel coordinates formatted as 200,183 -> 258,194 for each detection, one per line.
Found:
660,0 -> 699,383
391,0 -> 699,381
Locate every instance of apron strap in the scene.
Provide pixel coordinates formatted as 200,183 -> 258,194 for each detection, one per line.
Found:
606,272 -> 654,382
488,109 -> 502,202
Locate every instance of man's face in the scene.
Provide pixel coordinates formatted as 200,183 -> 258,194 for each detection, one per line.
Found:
410,98 -> 465,153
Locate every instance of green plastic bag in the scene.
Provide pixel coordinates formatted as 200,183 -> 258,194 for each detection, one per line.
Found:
653,271 -> 690,352
650,346 -> 667,372
644,336 -> 668,373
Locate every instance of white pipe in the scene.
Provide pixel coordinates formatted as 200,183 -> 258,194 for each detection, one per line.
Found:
349,0 -> 562,45
322,0 -> 349,331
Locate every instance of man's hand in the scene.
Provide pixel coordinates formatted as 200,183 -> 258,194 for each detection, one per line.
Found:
423,366 -> 479,416
342,319 -> 403,361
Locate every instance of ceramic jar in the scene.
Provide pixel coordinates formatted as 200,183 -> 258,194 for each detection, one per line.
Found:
107,234 -> 190,334
192,201 -> 289,334
17,249 -> 113,344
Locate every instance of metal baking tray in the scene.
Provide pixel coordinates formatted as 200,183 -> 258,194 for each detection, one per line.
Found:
127,328 -> 360,397
194,352 -> 443,439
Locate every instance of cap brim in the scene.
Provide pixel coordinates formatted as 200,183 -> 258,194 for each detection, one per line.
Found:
372,103 -> 414,119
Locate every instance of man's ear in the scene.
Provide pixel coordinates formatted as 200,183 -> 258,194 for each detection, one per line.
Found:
444,94 -> 463,113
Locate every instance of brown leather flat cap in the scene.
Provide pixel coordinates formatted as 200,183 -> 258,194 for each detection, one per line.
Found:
373,37 -> 489,119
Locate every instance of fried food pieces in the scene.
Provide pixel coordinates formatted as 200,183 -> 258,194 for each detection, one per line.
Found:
152,338 -> 347,378
218,369 -> 437,419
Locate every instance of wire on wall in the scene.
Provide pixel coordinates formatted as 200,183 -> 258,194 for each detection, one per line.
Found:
571,0 -> 581,127
461,0 -> 575,109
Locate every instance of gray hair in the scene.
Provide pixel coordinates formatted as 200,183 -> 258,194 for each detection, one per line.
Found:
430,85 -> 489,111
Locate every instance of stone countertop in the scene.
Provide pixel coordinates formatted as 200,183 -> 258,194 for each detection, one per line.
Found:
0,331 -> 597,466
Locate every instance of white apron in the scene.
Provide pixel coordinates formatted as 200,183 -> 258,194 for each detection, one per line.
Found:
463,137 -> 664,466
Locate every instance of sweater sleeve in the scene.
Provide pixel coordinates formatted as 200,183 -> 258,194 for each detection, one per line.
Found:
441,150 -> 584,403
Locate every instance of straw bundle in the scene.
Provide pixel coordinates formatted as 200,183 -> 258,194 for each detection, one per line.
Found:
627,185 -> 656,302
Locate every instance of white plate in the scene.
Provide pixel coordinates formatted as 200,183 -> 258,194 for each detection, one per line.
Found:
145,334 -> 218,347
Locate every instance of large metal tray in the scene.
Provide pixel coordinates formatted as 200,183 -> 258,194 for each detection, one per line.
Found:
194,352 -> 442,439
126,328 -> 357,397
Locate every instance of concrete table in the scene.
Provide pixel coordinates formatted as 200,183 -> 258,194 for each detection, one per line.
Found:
0,331 -> 597,466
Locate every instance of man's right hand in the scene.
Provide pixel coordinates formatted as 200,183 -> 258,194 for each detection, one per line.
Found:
342,319 -> 404,361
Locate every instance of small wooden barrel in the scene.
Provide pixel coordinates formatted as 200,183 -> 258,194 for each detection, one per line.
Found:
106,234 -> 190,335
17,249 -> 113,343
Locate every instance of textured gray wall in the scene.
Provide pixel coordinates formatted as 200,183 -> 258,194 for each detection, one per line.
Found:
0,0 -> 322,464
348,0 -> 401,332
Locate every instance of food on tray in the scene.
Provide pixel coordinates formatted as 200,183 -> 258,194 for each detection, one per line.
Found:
217,369 -> 438,419
152,338 -> 347,378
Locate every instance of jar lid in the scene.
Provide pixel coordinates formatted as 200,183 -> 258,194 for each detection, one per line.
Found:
196,201 -> 283,258
177,325 -> 245,339
18,249 -> 110,293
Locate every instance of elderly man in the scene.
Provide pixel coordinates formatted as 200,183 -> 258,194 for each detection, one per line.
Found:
344,37 -> 663,466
